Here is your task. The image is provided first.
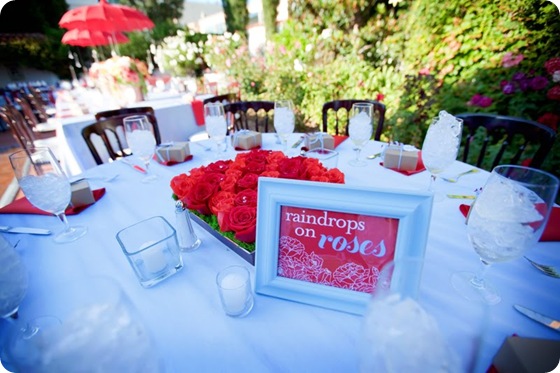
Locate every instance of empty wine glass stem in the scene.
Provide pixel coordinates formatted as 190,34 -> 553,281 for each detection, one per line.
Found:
470,260 -> 491,289
428,174 -> 437,192
55,212 -> 71,232
355,147 -> 361,162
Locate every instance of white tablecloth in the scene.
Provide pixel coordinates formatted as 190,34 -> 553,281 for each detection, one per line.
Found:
1,134 -> 559,372
54,96 -> 206,176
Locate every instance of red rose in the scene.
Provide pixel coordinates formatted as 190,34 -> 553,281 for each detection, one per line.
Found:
220,174 -> 238,192
209,191 -> 235,216
260,170 -> 280,178
302,158 -> 326,179
547,85 -> 560,101
245,160 -> 267,174
537,113 -> 559,132
236,173 -> 259,191
248,150 -> 270,164
186,181 -> 218,215
326,168 -> 345,183
234,189 -> 258,207
228,205 -> 257,243
205,172 -> 226,186
545,57 -> 560,75
206,160 -> 232,173
170,173 -> 193,199
277,157 -> 305,179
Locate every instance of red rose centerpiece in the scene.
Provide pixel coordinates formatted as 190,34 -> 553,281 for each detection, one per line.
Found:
170,149 -> 345,252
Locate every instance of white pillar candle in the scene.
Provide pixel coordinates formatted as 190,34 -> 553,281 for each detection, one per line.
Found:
140,241 -> 167,274
220,273 -> 248,314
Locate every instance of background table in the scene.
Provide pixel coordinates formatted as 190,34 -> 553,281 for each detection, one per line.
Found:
1,134 -> 559,372
54,96 -> 207,176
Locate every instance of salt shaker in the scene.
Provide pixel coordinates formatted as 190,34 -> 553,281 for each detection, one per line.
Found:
175,200 -> 201,252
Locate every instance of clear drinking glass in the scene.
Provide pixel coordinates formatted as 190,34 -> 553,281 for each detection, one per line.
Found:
0,235 -> 28,319
124,115 -> 158,183
451,165 -> 559,305
348,103 -> 374,167
421,111 -> 463,201
9,147 -> 87,244
204,102 -> 228,158
216,266 -> 254,318
274,100 -> 295,152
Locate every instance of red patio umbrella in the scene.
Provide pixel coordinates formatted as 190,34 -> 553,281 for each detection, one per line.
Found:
61,28 -> 129,47
59,0 -> 154,33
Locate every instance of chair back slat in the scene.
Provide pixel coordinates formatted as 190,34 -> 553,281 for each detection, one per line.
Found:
223,101 -> 275,133
457,113 -> 556,169
322,99 -> 386,140
83,112 -> 161,165
94,107 -> 161,145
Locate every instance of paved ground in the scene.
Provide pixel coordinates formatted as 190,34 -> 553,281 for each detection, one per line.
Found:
0,129 -> 23,206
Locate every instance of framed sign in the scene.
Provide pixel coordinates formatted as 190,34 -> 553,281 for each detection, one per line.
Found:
254,178 -> 433,315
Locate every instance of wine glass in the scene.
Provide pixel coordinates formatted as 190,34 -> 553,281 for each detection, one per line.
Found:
9,147 -> 87,244
0,235 -> 28,320
274,100 -> 295,152
421,111 -> 463,201
204,102 -> 228,159
1,315 -> 62,371
348,103 -> 373,167
451,165 -> 559,305
123,115 -> 158,183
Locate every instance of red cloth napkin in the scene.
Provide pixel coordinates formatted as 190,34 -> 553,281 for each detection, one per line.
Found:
191,100 -> 205,126
0,189 -> 106,216
235,145 -> 261,151
154,155 -> 193,166
459,204 -> 560,242
380,151 -> 426,176
333,135 -> 348,148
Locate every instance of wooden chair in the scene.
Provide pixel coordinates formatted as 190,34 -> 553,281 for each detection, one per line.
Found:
456,113 -> 556,170
0,105 -> 31,150
203,93 -> 240,105
223,101 -> 275,133
94,107 -> 161,145
0,105 -> 60,155
15,96 -> 57,133
82,115 -> 161,165
94,106 -> 155,121
322,99 -> 386,140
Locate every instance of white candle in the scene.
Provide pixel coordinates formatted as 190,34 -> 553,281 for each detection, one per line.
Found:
140,241 -> 167,274
220,273 -> 248,314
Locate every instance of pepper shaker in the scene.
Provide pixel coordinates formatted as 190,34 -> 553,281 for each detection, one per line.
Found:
175,200 -> 201,252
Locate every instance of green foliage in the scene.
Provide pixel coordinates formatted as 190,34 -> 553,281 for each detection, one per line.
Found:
221,0 -> 249,37
205,32 -> 266,97
262,0 -> 280,39
0,0 -> 71,79
118,0 -> 184,26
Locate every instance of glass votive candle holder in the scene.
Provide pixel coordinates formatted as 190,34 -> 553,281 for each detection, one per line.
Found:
216,266 -> 254,318
304,148 -> 339,169
116,216 -> 183,288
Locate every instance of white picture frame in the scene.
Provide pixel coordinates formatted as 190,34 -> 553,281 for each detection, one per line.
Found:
255,177 -> 433,315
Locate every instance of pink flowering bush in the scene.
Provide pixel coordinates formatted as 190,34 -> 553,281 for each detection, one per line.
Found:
456,54 -> 560,133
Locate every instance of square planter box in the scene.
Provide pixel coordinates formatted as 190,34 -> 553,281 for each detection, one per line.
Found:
189,212 -> 255,265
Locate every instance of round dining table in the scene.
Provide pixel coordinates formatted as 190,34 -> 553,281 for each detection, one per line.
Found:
0,133 -> 558,372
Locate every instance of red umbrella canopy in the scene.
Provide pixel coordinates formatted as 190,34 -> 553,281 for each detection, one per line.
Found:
62,28 -> 129,47
59,0 -> 154,33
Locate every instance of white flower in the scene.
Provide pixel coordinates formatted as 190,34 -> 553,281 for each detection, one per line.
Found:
232,33 -> 240,42
294,59 -> 304,72
320,29 -> 332,39
553,71 -> 560,83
